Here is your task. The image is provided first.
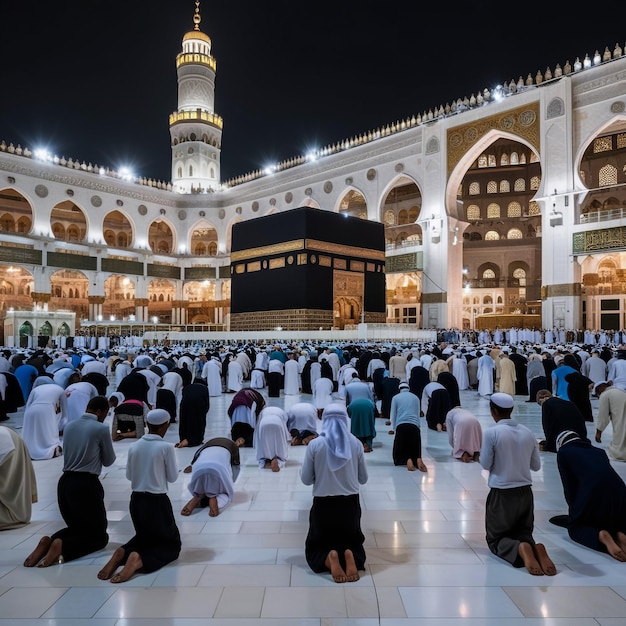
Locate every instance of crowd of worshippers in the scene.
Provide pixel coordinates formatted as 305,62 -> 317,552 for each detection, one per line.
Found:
2,335 -> 626,584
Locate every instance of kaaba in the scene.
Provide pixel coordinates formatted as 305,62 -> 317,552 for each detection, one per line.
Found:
229,206 -> 386,331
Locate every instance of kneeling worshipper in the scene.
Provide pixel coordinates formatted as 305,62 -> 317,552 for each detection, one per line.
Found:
551,430 -> 626,561
389,382 -> 427,472
0,426 -> 37,529
286,401 -> 319,445
301,403 -> 368,583
347,397 -> 376,453
535,390 -> 589,452
22,376 -> 68,460
111,398 -> 147,441
0,371 -> 24,421
425,386 -> 451,432
180,437 -> 240,517
445,406 -> 483,462
176,381 -> 210,448
228,388 -> 266,447
254,406 -> 291,472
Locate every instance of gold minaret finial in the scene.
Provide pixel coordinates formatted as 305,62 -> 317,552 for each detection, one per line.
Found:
193,1 -> 201,30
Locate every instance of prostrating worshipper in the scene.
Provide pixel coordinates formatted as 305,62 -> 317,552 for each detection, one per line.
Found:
536,389 -> 589,452
62,377 -> 99,430
379,375 -> 400,421
301,403 -> 368,583
116,369 -> 150,405
445,406 -> 483,463
408,364 -> 430,401
226,356 -> 244,394
22,376 -> 68,460
180,437 -> 240,517
479,392 -> 556,576
228,388 -> 266,447
526,353 -> 547,401
286,401 -> 319,445
111,398 -> 147,441
551,356 -> 577,400
23,396 -> 115,567
347,396 -> 376,453
425,386 -> 451,432
0,371 -> 24,421
0,426 -> 37,530
97,409 -> 181,584
157,369 -> 184,424
552,430 -> 626,561
175,381 -> 210,448
14,360 -> 39,404
437,371 -> 461,409
80,371 -> 110,396
595,384 -> 626,462
254,405 -> 290,471
564,369 -> 594,422
202,355 -> 224,396
389,382 -> 427,472
249,366 -> 266,390
313,374 -> 334,419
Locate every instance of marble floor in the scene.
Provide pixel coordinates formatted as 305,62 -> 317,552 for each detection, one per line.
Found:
2,383 -> 626,626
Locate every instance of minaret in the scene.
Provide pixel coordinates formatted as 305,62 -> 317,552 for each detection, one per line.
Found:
169,1 -> 223,193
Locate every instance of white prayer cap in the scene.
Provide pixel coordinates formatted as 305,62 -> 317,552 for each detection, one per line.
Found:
146,409 -> 170,425
490,392 -> 514,410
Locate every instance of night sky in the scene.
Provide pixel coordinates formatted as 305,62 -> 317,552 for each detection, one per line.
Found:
1,2 -> 624,183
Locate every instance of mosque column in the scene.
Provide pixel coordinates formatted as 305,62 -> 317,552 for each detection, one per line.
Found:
171,300 -> 188,325
88,295 -> 105,320
31,292 -> 50,312
135,298 -> 149,323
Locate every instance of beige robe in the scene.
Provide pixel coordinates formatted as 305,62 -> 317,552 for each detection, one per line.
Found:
497,355 -> 517,395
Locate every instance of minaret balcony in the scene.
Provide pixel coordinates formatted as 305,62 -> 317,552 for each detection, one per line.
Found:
169,110 -> 223,130
176,53 -> 216,71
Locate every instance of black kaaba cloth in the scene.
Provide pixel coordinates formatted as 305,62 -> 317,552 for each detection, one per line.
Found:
230,207 -> 386,329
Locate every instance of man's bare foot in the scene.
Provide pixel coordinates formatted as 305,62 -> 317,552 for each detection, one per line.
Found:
270,457 -> 280,472
302,434 -> 317,445
599,530 -> 626,562
344,549 -> 360,582
181,496 -> 201,516
325,549 -> 347,583
363,443 -> 372,453
37,538 -> 63,567
24,536 -> 52,567
436,423 -> 443,432
98,546 -> 126,580
473,452 -> 480,462
407,458 -> 416,471
208,496 -> 219,517
110,551 -> 143,583
175,439 -> 188,448
416,458 -> 428,472
519,542 -> 544,575
291,436 -> 302,446
534,543 -> 557,575
263,460 -> 271,469
616,531 -> 626,555
183,464 -> 192,474
235,437 -> 245,447
461,451 -> 472,463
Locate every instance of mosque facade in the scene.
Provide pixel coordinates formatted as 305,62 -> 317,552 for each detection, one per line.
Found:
2,3 -> 626,345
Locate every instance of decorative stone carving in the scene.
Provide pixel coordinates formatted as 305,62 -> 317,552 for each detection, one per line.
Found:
236,206 -> 242,214
425,137 -> 440,155
366,169 -> 376,181
394,163 -> 404,172
178,210 -> 187,220
285,192 -> 293,203
160,208 -> 166,215
138,204 -> 148,215
7,176 -> 15,184
345,177 -> 353,185
116,199 -> 124,206
611,101 -> 626,113
66,189 -> 74,196
252,201 -> 259,212
547,97 -> 565,119
199,210 -> 205,217
305,187 -> 312,196
269,197 -> 276,206
92,195 -> 103,207
324,181 -> 333,193
35,184 -> 48,198
218,208 -> 225,219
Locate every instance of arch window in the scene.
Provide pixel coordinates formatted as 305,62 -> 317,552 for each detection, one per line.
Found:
466,205 -> 480,220
530,175 -> 541,190
488,155 -> 496,167
507,201 -> 522,217
478,155 -> 488,168
384,210 -> 395,226
514,177 -> 526,191
486,203 -> 501,218
499,180 -> 510,193
485,230 -> 500,240
469,182 -> 480,195
500,154 -> 509,166
528,201 -> 540,215
510,152 -> 519,165
507,228 -> 523,239
487,181 -> 498,194
599,164 -> 618,186
483,269 -> 496,280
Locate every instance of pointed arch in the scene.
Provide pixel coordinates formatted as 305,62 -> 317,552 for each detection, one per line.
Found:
0,188 -> 33,234
103,210 -> 134,248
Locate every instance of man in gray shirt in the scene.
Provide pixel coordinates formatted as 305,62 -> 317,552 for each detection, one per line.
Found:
24,396 -> 115,567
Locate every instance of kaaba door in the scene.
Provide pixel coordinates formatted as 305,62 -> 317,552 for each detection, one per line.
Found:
333,270 -> 364,329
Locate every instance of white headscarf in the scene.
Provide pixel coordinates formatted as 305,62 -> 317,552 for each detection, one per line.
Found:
320,402 -> 352,471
